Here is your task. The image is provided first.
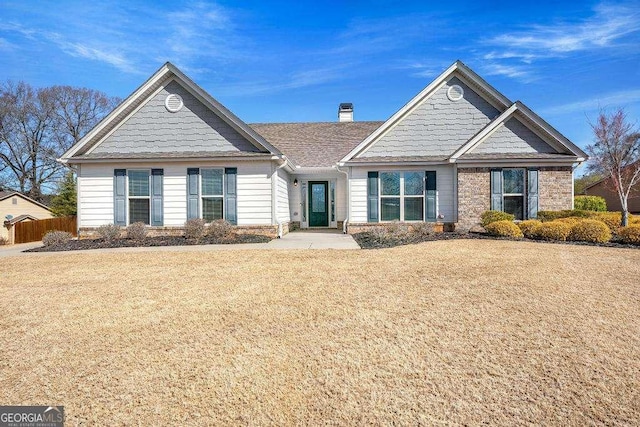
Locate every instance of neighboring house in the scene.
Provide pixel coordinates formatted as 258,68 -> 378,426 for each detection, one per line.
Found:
584,164 -> 640,213
58,61 -> 587,236
1,191 -> 53,241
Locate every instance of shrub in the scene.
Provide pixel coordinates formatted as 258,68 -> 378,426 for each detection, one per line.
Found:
618,225 -> 640,245
537,210 -> 590,221
485,220 -> 523,238
569,219 -> 612,243
531,221 -> 572,241
126,222 -> 148,240
574,195 -> 607,212
96,224 -> 121,242
42,230 -> 72,246
0,236 -> 8,246
630,215 -> 640,225
385,220 -> 410,236
410,222 -> 435,237
518,219 -> 542,238
481,210 -> 515,227
589,212 -> 622,232
184,218 -> 206,240
553,217 -> 584,226
207,219 -> 234,239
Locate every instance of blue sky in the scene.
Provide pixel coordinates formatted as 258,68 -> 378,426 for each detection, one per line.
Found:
1,0 -> 639,167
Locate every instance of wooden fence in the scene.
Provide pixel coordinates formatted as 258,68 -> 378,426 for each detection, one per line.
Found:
14,216 -> 77,244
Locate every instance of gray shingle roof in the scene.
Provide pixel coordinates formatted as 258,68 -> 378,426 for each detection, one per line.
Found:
459,153 -> 579,160
347,155 -> 449,163
249,121 -> 383,167
73,151 -> 273,160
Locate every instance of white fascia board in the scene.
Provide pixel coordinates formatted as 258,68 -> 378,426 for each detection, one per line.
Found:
63,155 -> 277,164
340,60 -> 513,163
60,63 -> 173,160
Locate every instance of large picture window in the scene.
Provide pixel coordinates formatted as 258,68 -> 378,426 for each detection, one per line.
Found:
379,171 -> 425,221
491,168 -> 538,220
128,170 -> 150,224
201,169 -> 224,222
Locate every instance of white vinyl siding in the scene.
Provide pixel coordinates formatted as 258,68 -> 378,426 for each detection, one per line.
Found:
349,165 -> 455,223
77,161 -> 274,228
276,168 -> 291,223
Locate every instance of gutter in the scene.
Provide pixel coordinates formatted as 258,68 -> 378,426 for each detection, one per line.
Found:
335,164 -> 349,234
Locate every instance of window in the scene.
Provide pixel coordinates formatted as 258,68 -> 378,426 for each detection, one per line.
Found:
128,170 -> 150,224
379,171 -> 425,221
201,169 -> 224,222
502,169 -> 525,220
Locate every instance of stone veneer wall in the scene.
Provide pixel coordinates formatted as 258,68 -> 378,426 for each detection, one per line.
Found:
457,167 -> 491,230
457,166 -> 574,229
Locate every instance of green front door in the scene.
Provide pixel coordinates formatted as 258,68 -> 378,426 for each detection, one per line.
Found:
309,181 -> 329,227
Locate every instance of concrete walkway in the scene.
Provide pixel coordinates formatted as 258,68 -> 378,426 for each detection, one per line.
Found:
266,230 -> 360,249
0,231 -> 360,257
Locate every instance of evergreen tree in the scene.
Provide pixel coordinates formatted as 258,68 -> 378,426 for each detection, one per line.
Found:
50,171 -> 77,217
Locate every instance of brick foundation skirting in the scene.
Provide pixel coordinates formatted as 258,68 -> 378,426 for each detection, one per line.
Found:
79,224 -> 282,239
347,222 -> 452,234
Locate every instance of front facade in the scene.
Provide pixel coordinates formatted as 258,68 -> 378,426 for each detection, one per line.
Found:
59,61 -> 587,236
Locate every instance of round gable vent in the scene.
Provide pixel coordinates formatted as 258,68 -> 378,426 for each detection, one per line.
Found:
447,84 -> 464,101
165,94 -> 183,112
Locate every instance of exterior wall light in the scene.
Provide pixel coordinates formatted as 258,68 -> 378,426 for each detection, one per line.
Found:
294,179 -> 298,187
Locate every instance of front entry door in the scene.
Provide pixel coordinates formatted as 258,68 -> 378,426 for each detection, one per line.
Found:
309,181 -> 329,227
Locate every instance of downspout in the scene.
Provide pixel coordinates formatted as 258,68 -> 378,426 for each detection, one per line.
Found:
336,164 -> 349,234
273,159 -> 288,238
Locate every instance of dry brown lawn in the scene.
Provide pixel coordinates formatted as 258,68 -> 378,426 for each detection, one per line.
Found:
0,240 -> 638,426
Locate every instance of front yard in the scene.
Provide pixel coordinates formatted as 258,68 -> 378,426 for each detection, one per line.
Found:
0,240 -> 638,425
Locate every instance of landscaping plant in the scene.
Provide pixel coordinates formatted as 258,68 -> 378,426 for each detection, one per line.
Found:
207,219 -> 234,240
184,218 -> 206,240
517,220 -> 542,239
484,220 -> 523,238
618,225 -> 640,244
573,195 -> 607,212
480,210 -> 515,228
126,222 -> 148,240
531,221 -> 572,241
96,224 -> 121,242
569,219 -> 612,243
42,230 -> 73,246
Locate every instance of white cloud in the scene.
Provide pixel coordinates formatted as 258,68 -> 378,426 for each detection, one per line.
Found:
481,63 -> 532,80
488,3 -> 640,57
540,89 -> 640,116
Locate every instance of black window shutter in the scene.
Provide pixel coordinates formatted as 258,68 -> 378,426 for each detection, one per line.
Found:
490,169 -> 503,211
113,169 -> 126,226
224,168 -> 237,225
527,169 -> 539,219
425,171 -> 437,221
151,169 -> 163,226
187,168 -> 200,220
367,172 -> 379,222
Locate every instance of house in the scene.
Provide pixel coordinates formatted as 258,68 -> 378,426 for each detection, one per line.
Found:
1,191 -> 53,241
584,163 -> 640,213
58,61 -> 587,236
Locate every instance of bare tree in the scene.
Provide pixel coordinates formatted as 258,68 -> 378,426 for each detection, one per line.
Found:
0,81 -> 119,201
587,109 -> 640,226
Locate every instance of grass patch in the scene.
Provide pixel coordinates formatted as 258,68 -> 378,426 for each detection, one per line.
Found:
1,240 -> 638,425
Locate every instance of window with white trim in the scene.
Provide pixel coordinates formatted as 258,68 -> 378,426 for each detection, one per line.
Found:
201,168 -> 224,222
128,170 -> 150,224
379,171 -> 425,221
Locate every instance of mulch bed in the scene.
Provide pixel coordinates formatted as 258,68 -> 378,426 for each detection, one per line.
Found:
353,231 -> 640,250
26,233 -> 272,252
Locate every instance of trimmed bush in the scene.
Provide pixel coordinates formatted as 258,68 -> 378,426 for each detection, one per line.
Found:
184,218 -> 206,240
574,195 -> 607,212
96,224 -> 121,242
42,230 -> 72,246
589,212 -> 622,232
618,225 -> 640,245
207,219 -> 233,239
569,219 -> 612,243
537,210 -> 590,221
126,222 -> 148,240
553,217 -> 584,226
531,221 -> 572,241
410,222 -> 436,237
0,236 -> 8,246
518,219 -> 542,238
481,210 -> 515,228
485,220 -> 523,238
630,215 -> 640,225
